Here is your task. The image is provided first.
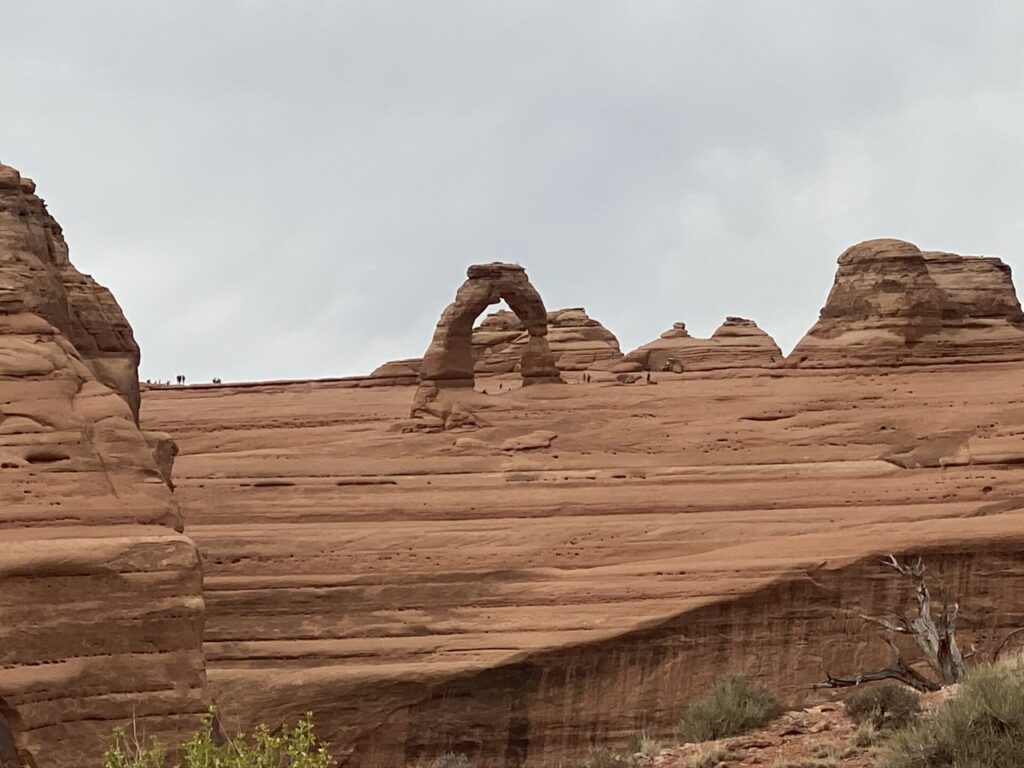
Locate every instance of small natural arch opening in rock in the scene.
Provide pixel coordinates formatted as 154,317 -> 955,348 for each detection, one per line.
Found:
470,299 -> 535,389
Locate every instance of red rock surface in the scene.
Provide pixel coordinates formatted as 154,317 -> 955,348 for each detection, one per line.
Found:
0,163 -> 208,767
789,238 -> 1024,367
142,358 -> 1024,767
618,317 -> 782,373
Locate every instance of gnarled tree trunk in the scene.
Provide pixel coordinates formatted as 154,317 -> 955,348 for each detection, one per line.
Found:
817,555 -> 966,692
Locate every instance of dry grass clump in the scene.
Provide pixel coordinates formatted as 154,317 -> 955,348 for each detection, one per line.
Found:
686,742 -> 742,768
881,657 -> 1024,767
624,731 -> 661,760
849,719 -> 881,748
843,682 -> 921,730
581,747 -> 630,768
677,675 -> 783,743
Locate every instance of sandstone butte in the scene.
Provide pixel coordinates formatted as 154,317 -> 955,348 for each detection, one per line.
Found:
0,162 -> 208,768
4,165 -> 1024,768
615,317 -> 782,373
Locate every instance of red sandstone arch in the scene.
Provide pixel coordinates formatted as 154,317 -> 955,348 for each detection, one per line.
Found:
418,263 -> 562,391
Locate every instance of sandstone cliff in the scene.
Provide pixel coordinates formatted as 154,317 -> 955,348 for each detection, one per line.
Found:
789,238 -> 1024,367
617,317 -> 781,373
0,163 -> 208,767
144,353 -> 1024,766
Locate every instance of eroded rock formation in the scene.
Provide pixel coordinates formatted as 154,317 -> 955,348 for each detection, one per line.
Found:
372,307 -> 621,382
0,165 -> 142,421
617,317 -> 781,373
0,163 -> 208,767
789,238 -> 1024,367
411,264 -> 562,421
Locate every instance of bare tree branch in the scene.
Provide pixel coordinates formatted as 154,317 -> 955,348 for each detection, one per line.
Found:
860,614 -> 910,634
994,627 -> 1024,662
819,555 -> 967,691
815,636 -> 940,693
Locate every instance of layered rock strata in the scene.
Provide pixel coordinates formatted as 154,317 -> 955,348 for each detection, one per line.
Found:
789,238 -> 1024,367
617,317 -> 781,372
144,353 -> 1024,766
0,163 -> 208,767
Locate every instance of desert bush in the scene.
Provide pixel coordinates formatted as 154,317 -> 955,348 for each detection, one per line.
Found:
844,683 -> 921,729
103,709 -> 333,768
881,658 -> 1024,768
677,675 -> 783,743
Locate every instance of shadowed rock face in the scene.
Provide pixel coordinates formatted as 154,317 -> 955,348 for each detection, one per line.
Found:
618,317 -> 781,373
0,163 -> 208,767
789,238 -> 1024,366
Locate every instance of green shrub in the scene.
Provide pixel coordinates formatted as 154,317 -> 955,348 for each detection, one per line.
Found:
881,659 -> 1024,767
677,675 -> 783,743
103,709 -> 333,768
844,683 -> 921,729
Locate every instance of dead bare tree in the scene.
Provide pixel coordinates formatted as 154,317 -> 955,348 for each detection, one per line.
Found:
816,555 -> 966,693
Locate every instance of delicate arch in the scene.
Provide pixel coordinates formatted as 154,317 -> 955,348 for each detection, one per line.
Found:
417,263 -> 562,391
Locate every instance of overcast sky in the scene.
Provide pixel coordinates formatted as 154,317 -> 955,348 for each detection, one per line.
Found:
3,1 -> 1024,382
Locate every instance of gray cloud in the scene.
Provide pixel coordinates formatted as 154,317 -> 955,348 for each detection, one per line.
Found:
3,0 -> 1023,382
